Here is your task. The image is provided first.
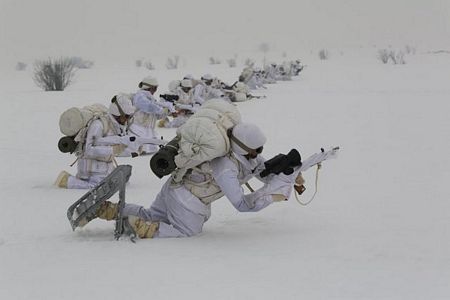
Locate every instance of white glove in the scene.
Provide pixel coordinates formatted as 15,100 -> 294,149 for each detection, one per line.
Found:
159,101 -> 176,113
264,169 -> 303,200
112,144 -> 127,156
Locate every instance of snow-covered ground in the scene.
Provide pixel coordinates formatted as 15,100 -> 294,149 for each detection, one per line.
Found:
1,51 -> 450,299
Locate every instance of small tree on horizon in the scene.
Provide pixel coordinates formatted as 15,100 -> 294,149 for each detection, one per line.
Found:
166,55 -> 180,69
33,57 -> 75,91
15,62 -> 27,71
318,49 -> 329,60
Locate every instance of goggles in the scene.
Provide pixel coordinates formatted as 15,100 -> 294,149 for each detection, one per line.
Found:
229,130 -> 264,157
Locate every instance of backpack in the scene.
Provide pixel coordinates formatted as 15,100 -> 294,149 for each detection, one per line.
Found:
58,104 -> 110,154
171,99 -> 241,182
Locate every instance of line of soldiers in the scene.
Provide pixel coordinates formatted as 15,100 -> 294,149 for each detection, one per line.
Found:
55,59 -> 304,190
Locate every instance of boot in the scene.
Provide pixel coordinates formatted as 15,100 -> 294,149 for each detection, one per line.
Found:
97,201 -> 119,221
55,171 -> 70,188
76,201 -> 118,228
157,118 -> 168,128
128,216 -> 159,239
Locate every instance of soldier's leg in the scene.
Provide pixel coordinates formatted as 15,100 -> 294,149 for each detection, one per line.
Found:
67,175 -> 96,189
121,183 -> 210,238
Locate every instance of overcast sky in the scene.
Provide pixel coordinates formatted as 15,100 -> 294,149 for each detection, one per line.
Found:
1,0 -> 449,63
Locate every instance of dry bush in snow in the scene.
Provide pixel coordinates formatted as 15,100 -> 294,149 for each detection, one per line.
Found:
390,50 -> 406,64
244,58 -> 255,67
318,49 -> 329,60
405,45 -> 416,55
166,56 -> 180,69
33,57 -> 75,91
144,60 -> 155,70
135,59 -> 143,67
378,49 -> 407,65
227,58 -> 237,68
378,49 -> 390,64
15,62 -> 27,71
209,57 -> 222,65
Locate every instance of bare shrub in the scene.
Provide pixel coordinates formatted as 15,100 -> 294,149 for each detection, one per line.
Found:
33,57 -> 75,91
227,58 -> 237,68
209,57 -> 222,65
135,59 -> 143,67
318,49 -> 329,60
378,49 -> 390,64
144,60 -> 155,70
405,45 -> 416,55
378,49 -> 407,65
166,55 -> 180,69
244,58 -> 255,67
15,62 -> 27,71
391,50 -> 406,64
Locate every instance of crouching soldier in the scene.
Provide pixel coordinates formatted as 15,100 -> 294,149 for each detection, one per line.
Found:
90,123 -> 305,238
129,76 -> 173,155
55,95 -> 135,189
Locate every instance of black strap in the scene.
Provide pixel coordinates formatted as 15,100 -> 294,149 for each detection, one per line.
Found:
111,97 -> 126,117
227,129 -> 254,153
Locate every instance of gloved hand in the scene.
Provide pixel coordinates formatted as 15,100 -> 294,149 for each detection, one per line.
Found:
162,107 -> 170,116
159,101 -> 176,113
264,170 -> 304,200
112,144 -> 127,156
294,173 -> 306,195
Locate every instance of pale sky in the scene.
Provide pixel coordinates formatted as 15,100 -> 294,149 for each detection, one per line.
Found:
1,0 -> 449,63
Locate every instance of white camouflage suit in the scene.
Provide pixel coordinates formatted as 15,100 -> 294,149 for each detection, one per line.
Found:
121,123 -> 299,238
67,116 -> 128,189
130,90 -> 168,154
122,153 -> 280,237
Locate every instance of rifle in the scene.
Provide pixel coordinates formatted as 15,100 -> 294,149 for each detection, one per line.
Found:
248,94 -> 266,99
160,94 -> 179,102
94,135 -> 167,147
94,135 -> 168,157
260,147 -> 340,177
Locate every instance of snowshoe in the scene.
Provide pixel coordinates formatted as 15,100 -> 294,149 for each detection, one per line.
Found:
67,165 -> 132,231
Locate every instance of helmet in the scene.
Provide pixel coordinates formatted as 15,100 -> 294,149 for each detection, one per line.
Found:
201,74 -> 213,81
181,79 -> 193,88
139,76 -> 158,89
109,94 -> 135,116
234,82 -> 249,94
168,80 -> 181,93
183,74 -> 194,80
230,123 -> 266,155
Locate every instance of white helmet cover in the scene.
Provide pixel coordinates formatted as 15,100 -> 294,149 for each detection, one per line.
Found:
181,79 -> 193,88
230,123 -> 266,155
140,76 -> 158,89
109,94 -> 135,116
201,74 -> 213,81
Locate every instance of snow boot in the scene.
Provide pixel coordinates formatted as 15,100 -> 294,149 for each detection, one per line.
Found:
128,216 -> 159,238
97,201 -> 119,221
55,171 -> 70,188
158,117 -> 169,128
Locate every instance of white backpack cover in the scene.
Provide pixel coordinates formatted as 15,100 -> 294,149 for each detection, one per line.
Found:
174,99 -> 241,172
59,104 -> 109,136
